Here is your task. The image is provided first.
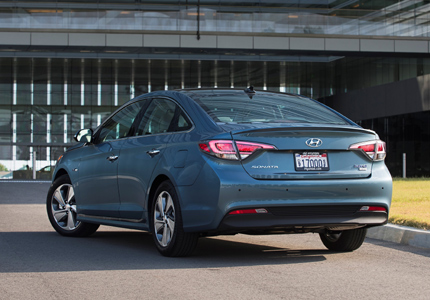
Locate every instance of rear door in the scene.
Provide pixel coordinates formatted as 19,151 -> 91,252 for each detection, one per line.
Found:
117,98 -> 192,220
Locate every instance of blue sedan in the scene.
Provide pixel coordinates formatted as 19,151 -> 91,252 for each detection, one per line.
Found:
47,88 -> 392,256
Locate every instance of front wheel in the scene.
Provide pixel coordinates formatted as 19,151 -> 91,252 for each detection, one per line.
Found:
150,181 -> 199,257
319,228 -> 367,252
46,174 -> 99,237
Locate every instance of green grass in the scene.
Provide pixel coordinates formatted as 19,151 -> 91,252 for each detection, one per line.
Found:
389,178 -> 430,230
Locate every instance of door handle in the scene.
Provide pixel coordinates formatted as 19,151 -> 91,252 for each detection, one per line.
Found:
107,155 -> 119,162
146,149 -> 160,158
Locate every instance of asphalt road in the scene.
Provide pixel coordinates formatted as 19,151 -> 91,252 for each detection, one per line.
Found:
1,181 -> 430,300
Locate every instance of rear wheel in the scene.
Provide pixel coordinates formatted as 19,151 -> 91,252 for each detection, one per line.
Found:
319,228 -> 367,251
47,174 -> 99,237
150,181 -> 199,257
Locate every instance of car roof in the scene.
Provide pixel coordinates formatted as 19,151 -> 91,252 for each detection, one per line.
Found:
130,88 -> 303,101
176,88 -> 303,99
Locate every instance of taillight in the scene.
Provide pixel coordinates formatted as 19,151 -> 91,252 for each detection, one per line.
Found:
199,140 -> 238,160
349,140 -> 386,161
236,141 -> 276,159
198,140 -> 276,160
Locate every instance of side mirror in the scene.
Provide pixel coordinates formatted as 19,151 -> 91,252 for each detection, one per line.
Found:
74,129 -> 93,143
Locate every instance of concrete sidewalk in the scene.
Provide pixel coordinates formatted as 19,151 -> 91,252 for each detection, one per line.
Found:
367,224 -> 430,250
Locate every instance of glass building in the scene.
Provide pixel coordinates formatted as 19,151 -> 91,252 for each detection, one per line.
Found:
0,0 -> 429,178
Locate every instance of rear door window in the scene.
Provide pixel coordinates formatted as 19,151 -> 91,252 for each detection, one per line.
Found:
135,98 -> 192,136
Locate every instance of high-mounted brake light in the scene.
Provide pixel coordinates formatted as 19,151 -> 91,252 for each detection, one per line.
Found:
349,140 -> 386,161
199,140 -> 276,160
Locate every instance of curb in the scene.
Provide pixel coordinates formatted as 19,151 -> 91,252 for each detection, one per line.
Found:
367,224 -> 430,249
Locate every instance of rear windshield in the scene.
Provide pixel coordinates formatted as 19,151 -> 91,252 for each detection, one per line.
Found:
190,90 -> 351,125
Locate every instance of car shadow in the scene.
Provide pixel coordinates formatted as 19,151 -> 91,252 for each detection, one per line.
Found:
0,230 -> 329,273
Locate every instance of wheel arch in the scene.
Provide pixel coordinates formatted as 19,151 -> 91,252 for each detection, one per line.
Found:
147,174 -> 173,213
53,168 -> 69,182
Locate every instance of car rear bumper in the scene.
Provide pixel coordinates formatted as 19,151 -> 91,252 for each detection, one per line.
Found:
217,208 -> 388,234
177,158 -> 392,233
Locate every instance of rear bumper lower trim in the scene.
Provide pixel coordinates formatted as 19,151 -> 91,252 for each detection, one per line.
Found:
217,211 -> 388,233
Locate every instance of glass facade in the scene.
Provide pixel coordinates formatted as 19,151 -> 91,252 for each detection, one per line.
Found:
1,0 -> 430,37
0,1 -> 429,178
0,57 -> 294,174
0,55 -> 429,177
359,111 -> 430,177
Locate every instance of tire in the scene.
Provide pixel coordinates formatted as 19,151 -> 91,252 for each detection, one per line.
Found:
46,174 -> 99,237
319,228 -> 367,252
150,181 -> 199,257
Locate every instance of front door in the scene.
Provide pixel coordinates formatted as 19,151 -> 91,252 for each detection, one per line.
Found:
76,140 -> 123,218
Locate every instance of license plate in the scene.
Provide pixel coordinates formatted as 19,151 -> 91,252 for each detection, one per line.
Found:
295,152 -> 329,171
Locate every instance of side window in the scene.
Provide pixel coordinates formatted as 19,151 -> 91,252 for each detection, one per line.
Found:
176,111 -> 192,132
95,100 -> 145,143
135,98 -> 192,136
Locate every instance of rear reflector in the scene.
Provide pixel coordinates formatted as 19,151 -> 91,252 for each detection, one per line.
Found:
360,206 -> 387,212
228,208 -> 268,215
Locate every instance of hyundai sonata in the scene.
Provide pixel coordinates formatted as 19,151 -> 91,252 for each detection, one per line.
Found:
47,88 -> 392,256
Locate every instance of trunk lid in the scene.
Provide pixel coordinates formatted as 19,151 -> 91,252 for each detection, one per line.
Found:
229,125 -> 377,180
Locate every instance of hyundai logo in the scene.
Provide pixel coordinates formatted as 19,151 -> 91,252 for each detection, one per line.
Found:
305,138 -> 323,148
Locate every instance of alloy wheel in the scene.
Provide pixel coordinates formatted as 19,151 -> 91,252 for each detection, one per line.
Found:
50,183 -> 80,231
153,191 -> 176,247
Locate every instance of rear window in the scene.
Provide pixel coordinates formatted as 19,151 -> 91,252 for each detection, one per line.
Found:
190,90 -> 350,125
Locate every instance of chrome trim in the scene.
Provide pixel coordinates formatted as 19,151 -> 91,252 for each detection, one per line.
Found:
305,138 -> 323,148
107,155 -> 119,162
147,149 -> 161,157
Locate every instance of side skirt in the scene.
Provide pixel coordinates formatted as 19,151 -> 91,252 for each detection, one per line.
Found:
77,214 -> 149,231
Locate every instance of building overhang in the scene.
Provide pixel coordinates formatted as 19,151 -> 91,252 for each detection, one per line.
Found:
0,31 -> 429,61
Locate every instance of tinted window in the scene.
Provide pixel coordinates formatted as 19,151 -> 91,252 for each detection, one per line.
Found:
176,111 -> 192,131
95,100 -> 145,143
135,98 -> 192,135
190,90 -> 350,125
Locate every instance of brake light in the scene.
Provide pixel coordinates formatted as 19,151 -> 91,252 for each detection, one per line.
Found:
198,140 -> 276,160
236,141 -> 275,159
349,140 -> 386,161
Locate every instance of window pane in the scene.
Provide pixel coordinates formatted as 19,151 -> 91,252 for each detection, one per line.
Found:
191,90 -> 350,125
135,99 -> 176,136
96,100 -> 145,143
175,111 -> 192,132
